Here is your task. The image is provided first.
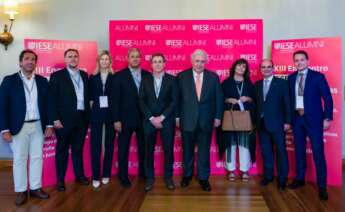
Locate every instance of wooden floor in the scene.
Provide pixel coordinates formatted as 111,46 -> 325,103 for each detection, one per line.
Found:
0,166 -> 344,212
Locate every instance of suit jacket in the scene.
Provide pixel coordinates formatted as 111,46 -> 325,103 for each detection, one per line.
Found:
89,73 -> 114,123
288,69 -> 333,129
139,73 -> 178,133
111,67 -> 150,128
0,72 -> 49,135
255,76 -> 291,132
47,68 -> 90,129
177,69 -> 223,132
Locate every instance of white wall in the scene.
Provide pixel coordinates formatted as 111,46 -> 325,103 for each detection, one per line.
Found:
0,0 -> 344,158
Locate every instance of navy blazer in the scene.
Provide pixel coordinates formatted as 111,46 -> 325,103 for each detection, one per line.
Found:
177,69 -> 223,132
255,77 -> 291,132
89,73 -> 113,123
0,72 -> 49,135
288,69 -> 333,129
47,68 -> 90,129
139,73 -> 178,133
111,67 -> 150,128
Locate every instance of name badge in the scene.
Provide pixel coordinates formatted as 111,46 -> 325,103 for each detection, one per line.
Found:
99,96 -> 108,108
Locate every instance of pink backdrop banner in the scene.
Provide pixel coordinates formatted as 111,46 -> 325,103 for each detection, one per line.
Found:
271,37 -> 343,186
109,20 -> 263,176
24,39 -> 98,187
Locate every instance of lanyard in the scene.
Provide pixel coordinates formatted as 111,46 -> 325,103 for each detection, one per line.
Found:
19,72 -> 36,101
236,81 -> 244,97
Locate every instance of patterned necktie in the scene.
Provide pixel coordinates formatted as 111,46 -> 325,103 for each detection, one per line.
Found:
298,73 -> 304,96
263,79 -> 269,101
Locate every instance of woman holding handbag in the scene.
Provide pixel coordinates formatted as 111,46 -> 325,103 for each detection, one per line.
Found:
221,58 -> 255,182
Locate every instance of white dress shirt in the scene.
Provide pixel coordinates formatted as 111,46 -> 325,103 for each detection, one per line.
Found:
67,68 -> 85,110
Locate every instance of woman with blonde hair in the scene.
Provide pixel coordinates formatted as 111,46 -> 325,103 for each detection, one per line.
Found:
89,50 -> 116,189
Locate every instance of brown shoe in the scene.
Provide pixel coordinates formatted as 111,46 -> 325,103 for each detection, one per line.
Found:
15,191 -> 28,206
30,188 -> 49,199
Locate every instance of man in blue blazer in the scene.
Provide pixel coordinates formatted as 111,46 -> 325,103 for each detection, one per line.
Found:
287,50 -> 333,200
255,59 -> 291,191
0,49 -> 53,205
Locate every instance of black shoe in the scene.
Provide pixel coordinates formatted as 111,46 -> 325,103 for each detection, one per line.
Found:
56,182 -> 66,192
144,179 -> 154,192
119,177 -> 132,188
260,178 -> 273,186
29,188 -> 49,199
165,178 -> 176,190
199,180 -> 211,192
180,177 -> 191,188
277,182 -> 286,191
288,179 -> 305,189
319,188 -> 328,200
15,191 -> 28,206
76,177 -> 90,186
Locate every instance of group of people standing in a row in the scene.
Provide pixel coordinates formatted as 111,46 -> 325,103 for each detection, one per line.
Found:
0,47 -> 333,206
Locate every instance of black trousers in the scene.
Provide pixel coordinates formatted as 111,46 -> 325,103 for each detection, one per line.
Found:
90,122 -> 116,180
117,126 -> 145,180
182,126 -> 212,180
144,127 -> 175,180
55,122 -> 88,182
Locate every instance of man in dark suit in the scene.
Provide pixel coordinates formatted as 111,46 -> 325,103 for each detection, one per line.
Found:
177,49 -> 223,191
0,49 -> 52,205
112,48 -> 150,187
48,49 -> 90,191
255,59 -> 291,191
287,50 -> 333,200
139,53 -> 178,191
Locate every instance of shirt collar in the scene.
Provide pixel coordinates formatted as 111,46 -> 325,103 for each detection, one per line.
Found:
193,70 -> 204,78
264,75 -> 274,82
153,72 -> 164,80
19,70 -> 35,81
298,68 -> 308,75
129,66 -> 141,73
67,67 -> 80,76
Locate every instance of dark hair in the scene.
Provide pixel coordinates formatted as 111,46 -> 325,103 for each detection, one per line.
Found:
293,50 -> 309,60
150,52 -> 166,63
229,58 -> 250,80
19,49 -> 38,62
64,48 -> 79,57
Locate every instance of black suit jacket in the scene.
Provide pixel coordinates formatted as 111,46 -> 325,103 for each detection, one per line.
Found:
0,72 -> 49,135
111,67 -> 150,128
177,69 -> 223,132
255,77 -> 291,132
89,73 -> 114,123
139,73 -> 178,133
48,68 -> 90,129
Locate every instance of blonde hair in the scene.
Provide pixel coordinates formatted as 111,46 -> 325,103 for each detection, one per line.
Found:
93,50 -> 113,75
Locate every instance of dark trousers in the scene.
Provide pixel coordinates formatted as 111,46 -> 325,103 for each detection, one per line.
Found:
117,126 -> 145,180
182,126 -> 212,180
293,114 -> 327,188
55,123 -> 88,182
90,122 -> 116,180
144,127 -> 175,180
258,118 -> 288,183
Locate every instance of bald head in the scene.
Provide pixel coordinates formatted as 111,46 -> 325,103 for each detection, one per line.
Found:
260,59 -> 274,78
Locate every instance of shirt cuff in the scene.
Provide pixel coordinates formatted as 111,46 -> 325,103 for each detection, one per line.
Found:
46,125 -> 54,128
1,129 -> 10,134
149,116 -> 154,121
160,115 -> 165,121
